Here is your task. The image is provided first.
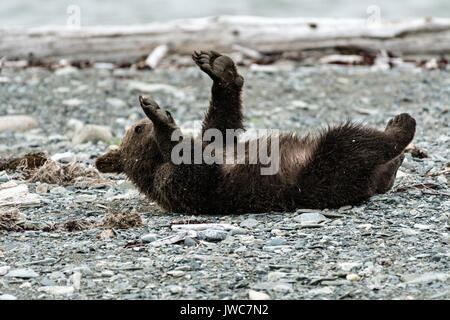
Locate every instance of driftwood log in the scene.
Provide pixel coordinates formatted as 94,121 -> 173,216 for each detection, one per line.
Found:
1,16 -> 450,62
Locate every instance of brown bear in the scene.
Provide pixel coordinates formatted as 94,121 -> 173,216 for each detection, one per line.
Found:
95,50 -> 416,214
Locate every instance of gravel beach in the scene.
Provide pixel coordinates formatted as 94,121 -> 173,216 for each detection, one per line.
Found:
0,61 -> 449,300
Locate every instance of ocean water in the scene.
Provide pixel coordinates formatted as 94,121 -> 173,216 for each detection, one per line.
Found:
1,0 -> 449,27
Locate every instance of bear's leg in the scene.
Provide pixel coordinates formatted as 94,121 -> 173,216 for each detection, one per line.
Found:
370,153 -> 405,194
192,50 -> 245,136
297,113 -> 415,208
139,95 -> 180,161
139,94 -> 221,213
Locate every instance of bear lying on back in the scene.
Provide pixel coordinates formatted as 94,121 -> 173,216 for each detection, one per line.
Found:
95,50 -> 416,214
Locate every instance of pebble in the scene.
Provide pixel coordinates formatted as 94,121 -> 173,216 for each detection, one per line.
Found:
309,287 -> 334,295
99,229 -> 115,239
401,228 -> 419,236
240,218 -> 260,228
62,98 -> 84,107
267,271 -> 286,282
167,285 -> 183,294
414,224 -> 431,230
40,277 -> 57,286
50,186 -> 67,195
229,227 -> 247,236
36,183 -> 49,194
167,270 -> 185,277
77,194 -> 97,202
141,233 -> 158,243
184,237 -> 197,247
346,274 -> 362,282
266,237 -> 285,246
54,66 -> 77,76
101,270 -> 115,277
338,261 -> 362,272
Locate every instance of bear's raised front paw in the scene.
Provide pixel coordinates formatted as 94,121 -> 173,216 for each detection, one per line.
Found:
192,50 -> 243,87
139,95 -> 175,127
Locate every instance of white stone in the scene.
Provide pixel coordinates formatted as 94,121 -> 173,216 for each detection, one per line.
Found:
248,289 -> 270,300
50,186 -> 66,195
71,124 -> 113,145
127,81 -> 184,99
407,272 -> 449,284
0,115 -> 38,133
54,66 -> 77,76
167,270 -> 185,277
70,272 -> 81,291
294,212 -> 327,225
38,286 -> 75,295
309,287 -> 334,295
338,261 -> 362,272
107,97 -> 127,108
62,98 -> 84,107
51,152 -> 74,163
36,183 -> 49,194
0,265 -> 11,276
346,273 -> 361,281
5,268 -> 39,278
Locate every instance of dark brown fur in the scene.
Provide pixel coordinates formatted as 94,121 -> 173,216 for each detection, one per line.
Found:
95,50 -> 416,214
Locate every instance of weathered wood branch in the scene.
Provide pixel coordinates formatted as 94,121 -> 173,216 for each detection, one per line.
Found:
1,16 -> 450,62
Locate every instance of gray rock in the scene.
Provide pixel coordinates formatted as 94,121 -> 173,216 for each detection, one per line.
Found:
22,220 -> 50,230
266,237 -> 285,246
406,272 -> 449,284
5,268 -> 39,278
240,218 -> 260,228
40,277 -> 57,286
338,261 -> 363,272
197,229 -> 228,241
167,284 -> 183,294
184,237 -> 197,247
50,186 -> 67,195
0,294 -> 18,300
294,212 -> 327,225
141,233 -> 158,243
229,227 -> 247,235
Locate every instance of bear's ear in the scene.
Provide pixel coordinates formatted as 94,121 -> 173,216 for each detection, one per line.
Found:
95,148 -> 123,173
